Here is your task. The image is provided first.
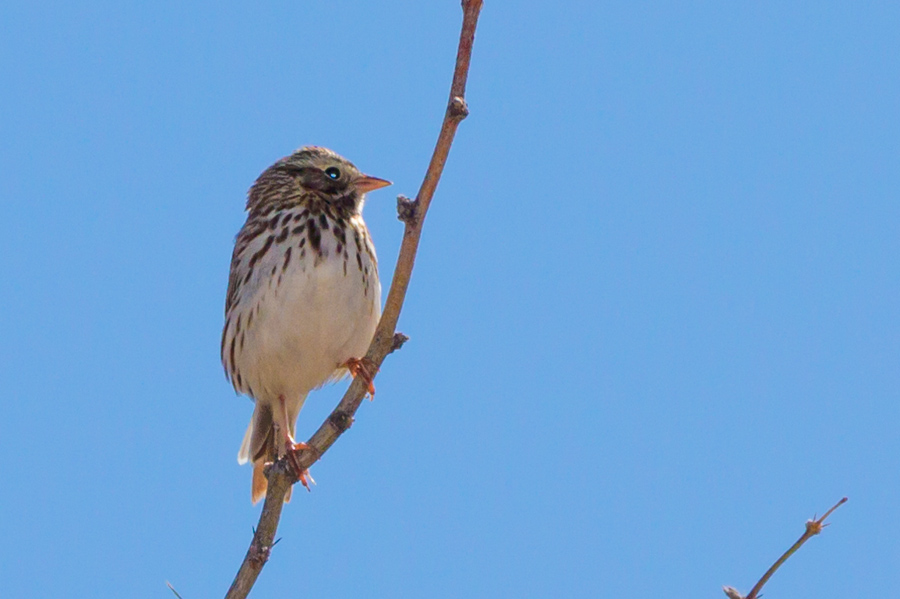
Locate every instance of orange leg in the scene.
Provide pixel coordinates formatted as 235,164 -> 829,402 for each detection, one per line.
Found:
344,357 -> 376,399
286,451 -> 316,491
278,395 -> 315,491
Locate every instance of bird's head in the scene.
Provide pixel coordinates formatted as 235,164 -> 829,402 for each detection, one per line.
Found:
247,146 -> 391,216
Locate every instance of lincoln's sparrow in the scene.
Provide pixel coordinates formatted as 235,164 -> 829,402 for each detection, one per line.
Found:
221,146 -> 390,503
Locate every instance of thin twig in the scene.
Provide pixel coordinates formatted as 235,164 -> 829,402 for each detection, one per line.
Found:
724,497 -> 848,599
166,581 -> 185,599
223,3 -> 484,598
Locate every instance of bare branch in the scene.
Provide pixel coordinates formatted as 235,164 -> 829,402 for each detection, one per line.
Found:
725,497 -> 848,599
223,3 -> 484,598
166,581 -> 185,599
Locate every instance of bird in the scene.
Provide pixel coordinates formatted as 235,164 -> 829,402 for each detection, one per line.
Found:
221,146 -> 390,503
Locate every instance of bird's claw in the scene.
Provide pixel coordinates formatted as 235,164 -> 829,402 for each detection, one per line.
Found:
344,357 -> 377,399
285,441 -> 316,492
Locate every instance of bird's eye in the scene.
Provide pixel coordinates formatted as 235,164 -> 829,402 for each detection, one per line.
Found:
325,167 -> 341,180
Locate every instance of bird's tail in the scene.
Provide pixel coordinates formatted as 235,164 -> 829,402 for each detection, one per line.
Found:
238,404 -> 292,504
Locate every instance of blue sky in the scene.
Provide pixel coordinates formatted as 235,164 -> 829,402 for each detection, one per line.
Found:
1,1 -> 898,597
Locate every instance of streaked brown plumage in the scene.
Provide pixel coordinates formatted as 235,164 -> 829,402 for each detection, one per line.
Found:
222,146 -> 390,502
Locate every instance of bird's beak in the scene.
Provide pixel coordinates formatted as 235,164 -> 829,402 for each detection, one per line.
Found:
355,175 -> 392,193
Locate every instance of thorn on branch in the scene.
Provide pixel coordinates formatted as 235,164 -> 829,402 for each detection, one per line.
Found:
397,195 -> 419,227
448,96 -> 469,121
390,332 -> 410,353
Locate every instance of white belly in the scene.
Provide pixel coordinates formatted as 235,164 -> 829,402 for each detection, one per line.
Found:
229,234 -> 380,405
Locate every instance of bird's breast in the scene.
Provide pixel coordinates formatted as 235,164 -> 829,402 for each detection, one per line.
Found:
223,215 -> 380,402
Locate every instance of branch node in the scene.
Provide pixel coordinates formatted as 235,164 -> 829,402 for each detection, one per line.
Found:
448,96 -> 469,121
805,519 -> 824,535
248,538 -> 272,567
390,332 -> 410,353
397,195 -> 419,226
262,459 -> 283,479
328,410 -> 354,433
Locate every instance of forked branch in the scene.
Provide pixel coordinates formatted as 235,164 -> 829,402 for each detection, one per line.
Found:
223,2 -> 484,598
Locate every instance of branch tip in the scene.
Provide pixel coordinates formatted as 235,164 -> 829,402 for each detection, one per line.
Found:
722,586 -> 744,599
817,496 -> 848,524
462,0 -> 484,13
166,581 -> 185,599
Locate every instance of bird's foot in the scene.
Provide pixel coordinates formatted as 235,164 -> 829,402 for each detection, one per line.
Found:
344,357 -> 376,399
286,439 -> 309,453
285,441 -> 316,492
